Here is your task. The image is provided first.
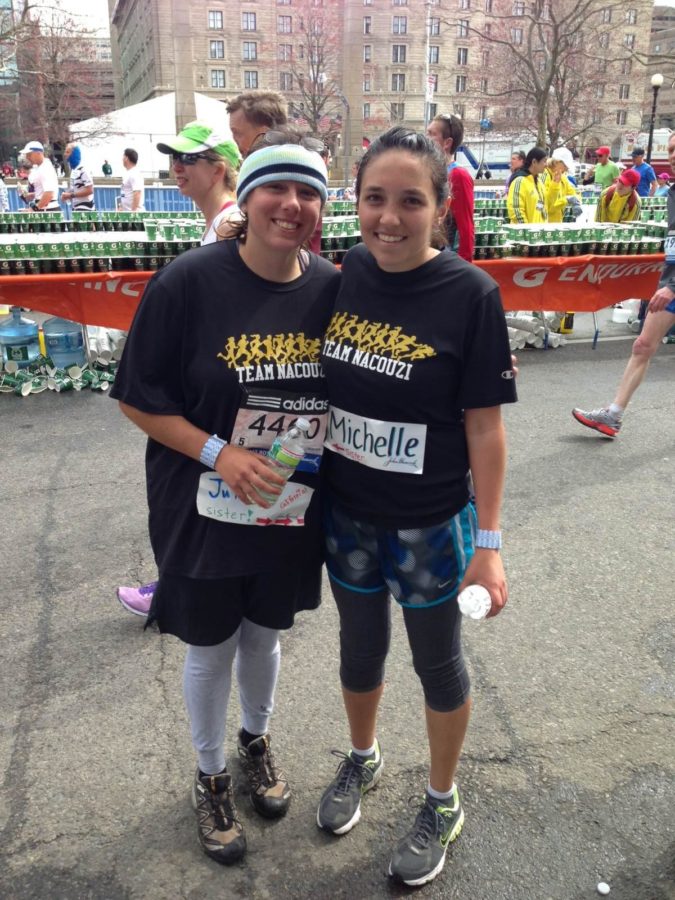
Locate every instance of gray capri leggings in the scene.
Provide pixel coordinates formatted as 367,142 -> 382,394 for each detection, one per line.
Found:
330,579 -> 471,713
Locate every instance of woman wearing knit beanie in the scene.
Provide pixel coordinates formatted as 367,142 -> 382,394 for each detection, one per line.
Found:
110,132 -> 339,866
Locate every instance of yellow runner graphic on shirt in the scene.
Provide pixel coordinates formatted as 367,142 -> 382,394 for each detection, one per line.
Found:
325,312 -> 436,361
217,332 -> 323,384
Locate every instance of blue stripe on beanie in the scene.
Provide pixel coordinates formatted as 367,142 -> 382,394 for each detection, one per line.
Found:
237,144 -> 328,206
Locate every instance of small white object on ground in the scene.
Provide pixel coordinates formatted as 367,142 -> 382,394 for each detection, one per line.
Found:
597,882 -> 610,895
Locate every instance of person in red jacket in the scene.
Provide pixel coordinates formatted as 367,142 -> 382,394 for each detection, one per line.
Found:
426,113 -> 475,262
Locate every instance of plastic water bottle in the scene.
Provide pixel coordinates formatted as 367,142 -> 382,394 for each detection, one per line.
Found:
0,307 -> 40,368
457,585 -> 492,620
258,417 -> 311,503
42,316 -> 86,369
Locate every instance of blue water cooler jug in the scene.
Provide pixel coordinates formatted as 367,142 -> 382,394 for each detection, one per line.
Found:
0,307 -> 40,368
42,316 -> 86,369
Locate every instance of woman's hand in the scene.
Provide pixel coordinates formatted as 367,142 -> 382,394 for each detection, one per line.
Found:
214,445 -> 287,507
458,549 -> 508,619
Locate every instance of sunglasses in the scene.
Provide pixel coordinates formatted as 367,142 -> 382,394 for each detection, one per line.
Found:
171,152 -> 213,165
253,130 -> 327,154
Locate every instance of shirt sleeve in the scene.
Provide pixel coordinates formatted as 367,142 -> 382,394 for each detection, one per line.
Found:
458,284 -> 517,409
450,168 -> 475,262
110,269 -> 187,415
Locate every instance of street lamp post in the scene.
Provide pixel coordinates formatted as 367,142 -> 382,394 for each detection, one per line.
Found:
646,73 -> 664,164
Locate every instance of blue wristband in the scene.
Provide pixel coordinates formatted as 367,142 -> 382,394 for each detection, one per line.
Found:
475,529 -> 502,550
200,434 -> 227,469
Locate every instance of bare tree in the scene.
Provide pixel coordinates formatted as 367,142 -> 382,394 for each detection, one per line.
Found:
285,0 -> 344,145
446,0 -> 647,150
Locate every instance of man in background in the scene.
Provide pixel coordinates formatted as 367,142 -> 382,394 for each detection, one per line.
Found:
629,147 -> 657,198
226,90 -> 288,158
592,146 -> 620,189
61,143 -> 95,210
102,159 -> 112,176
505,150 -> 526,191
426,113 -> 475,262
17,140 -> 60,211
120,148 -> 144,211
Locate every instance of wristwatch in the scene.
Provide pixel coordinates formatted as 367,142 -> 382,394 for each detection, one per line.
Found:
475,529 -> 502,550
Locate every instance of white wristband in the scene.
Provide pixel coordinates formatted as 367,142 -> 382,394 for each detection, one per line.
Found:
475,529 -> 502,550
200,434 -> 227,469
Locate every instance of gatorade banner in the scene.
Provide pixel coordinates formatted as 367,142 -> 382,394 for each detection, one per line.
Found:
0,255 -> 665,329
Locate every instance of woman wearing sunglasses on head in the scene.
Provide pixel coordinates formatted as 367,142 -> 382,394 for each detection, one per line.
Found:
316,127 -> 516,887
116,123 -> 242,615
110,132 -> 339,866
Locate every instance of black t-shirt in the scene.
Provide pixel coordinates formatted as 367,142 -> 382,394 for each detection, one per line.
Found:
111,239 -> 340,578
321,243 -> 517,528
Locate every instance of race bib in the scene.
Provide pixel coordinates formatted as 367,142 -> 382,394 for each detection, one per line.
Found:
197,473 -> 313,526
324,405 -> 426,474
665,231 -> 675,264
230,388 -> 328,474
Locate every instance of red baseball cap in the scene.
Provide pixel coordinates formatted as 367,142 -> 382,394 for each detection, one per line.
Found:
618,169 -> 640,188
596,146 -> 611,156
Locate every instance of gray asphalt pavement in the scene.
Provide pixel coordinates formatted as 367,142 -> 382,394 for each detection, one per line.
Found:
1,325 -> 674,900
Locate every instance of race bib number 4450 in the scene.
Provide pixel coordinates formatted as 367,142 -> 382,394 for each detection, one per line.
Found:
324,406 -> 426,474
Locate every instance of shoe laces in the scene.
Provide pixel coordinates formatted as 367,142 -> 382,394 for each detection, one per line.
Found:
329,750 -> 375,796
240,739 -> 282,790
138,581 -> 158,595
199,777 -> 240,833
405,797 -> 446,851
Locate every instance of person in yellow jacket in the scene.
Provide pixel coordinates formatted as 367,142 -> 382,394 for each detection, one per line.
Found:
595,168 -> 642,223
542,147 -> 581,223
507,147 -> 548,224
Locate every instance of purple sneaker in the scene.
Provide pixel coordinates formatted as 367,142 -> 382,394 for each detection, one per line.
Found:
116,581 -> 157,617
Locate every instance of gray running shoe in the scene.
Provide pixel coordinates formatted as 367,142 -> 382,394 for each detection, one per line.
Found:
572,406 -> 622,438
388,788 -> 464,886
316,740 -> 383,835
191,768 -> 246,865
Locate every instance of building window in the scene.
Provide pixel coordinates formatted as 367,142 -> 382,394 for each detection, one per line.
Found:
210,69 -> 225,88
364,0 -> 372,4
363,102 -> 371,118
277,15 -> 292,32
279,43 -> 292,61
619,83 -> 630,99
624,33 -> 635,49
393,16 -> 407,34
479,104 -> 488,119
363,74 -> 371,91
601,7 -> 612,23
364,44 -> 372,62
513,1 -> 524,14
457,19 -> 468,37
481,49 -> 489,66
392,73 -> 405,91
244,70 -> 258,89
626,8 -> 636,24
280,72 -> 292,91
429,45 -> 439,64
485,0 -> 493,9
242,12 -> 256,30
595,84 -> 604,98
393,0 -> 407,5
243,41 -> 257,60
599,32 -> 609,48
621,58 -> 632,74
429,17 -> 440,35
511,27 -> 523,44
363,16 -> 371,33
392,44 -> 406,63
454,103 -> 466,118
459,0 -> 470,8
429,73 -> 438,92
391,102 -> 405,119
457,47 -> 467,65
616,110 -> 627,125
480,77 -> 488,92
484,22 -> 491,35
456,74 -> 467,92
277,0 -> 291,4
592,108 -> 603,124
208,10 -> 223,29
209,40 -> 224,58
428,102 -> 437,118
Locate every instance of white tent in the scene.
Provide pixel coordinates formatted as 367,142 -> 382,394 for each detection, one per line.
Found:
68,92 -> 233,179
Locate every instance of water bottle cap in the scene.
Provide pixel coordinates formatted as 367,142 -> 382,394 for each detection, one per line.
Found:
296,416 -> 311,431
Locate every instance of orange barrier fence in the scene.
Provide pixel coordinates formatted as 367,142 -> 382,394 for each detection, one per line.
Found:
0,254 -> 665,330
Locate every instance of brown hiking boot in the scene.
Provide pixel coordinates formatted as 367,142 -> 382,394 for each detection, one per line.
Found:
237,732 -> 291,819
191,768 -> 246,865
